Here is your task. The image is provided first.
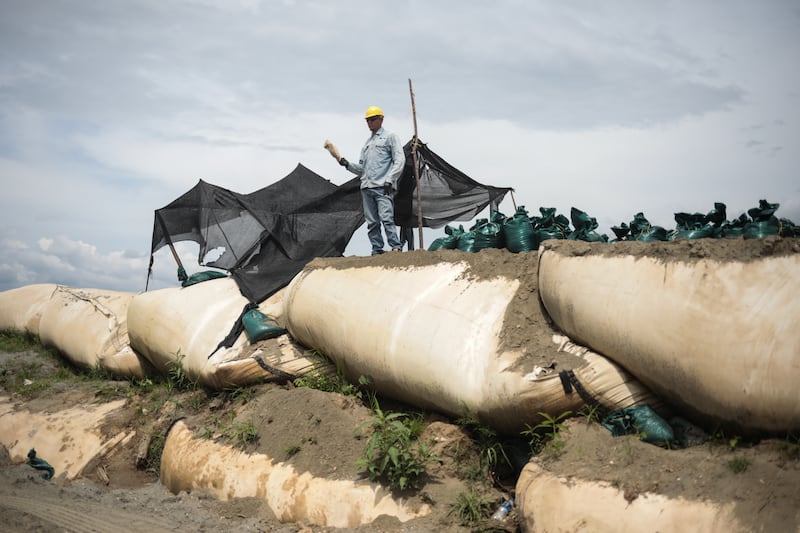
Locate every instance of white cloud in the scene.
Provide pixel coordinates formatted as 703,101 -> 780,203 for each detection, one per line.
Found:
0,1 -> 798,296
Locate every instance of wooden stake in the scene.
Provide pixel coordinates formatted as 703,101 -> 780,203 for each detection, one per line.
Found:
157,213 -> 185,271
408,78 -> 424,249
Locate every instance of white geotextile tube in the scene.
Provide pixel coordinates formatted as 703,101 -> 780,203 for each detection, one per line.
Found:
127,278 -> 300,389
0,395 -> 134,480
282,262 -> 661,434
160,419 -> 430,528
0,283 -> 59,334
538,246 -> 800,434
31,285 -> 150,378
515,462 -> 743,533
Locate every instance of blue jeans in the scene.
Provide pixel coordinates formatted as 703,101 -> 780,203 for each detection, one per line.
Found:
361,187 -> 401,254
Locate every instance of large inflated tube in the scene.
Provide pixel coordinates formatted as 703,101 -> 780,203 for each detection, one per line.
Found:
128,278 -> 323,389
160,419 -> 429,528
0,284 -> 151,378
283,252 -> 663,434
35,286 -> 151,378
516,462 -> 744,532
537,239 -> 800,435
0,396 -> 133,480
0,283 -> 58,335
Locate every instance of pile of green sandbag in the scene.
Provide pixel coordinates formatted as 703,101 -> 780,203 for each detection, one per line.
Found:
611,199 -> 798,242
428,199 -> 798,252
428,205 -> 608,253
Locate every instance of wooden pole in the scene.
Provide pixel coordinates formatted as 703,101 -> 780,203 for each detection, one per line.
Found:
167,241 -> 184,271
408,78 -> 424,249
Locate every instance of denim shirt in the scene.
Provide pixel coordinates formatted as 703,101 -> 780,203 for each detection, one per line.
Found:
346,127 -> 406,189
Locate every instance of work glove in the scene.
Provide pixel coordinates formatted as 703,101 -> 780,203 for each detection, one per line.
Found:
383,182 -> 394,196
338,157 -> 349,167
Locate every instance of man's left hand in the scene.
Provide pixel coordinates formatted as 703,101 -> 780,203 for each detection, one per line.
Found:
383,182 -> 394,195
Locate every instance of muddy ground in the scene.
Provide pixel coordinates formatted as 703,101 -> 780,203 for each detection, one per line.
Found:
1,237 -> 799,532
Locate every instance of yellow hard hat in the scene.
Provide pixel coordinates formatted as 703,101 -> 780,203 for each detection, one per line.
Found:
364,106 -> 384,119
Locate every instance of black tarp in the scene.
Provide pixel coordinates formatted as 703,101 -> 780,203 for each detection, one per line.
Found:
148,164 -> 364,304
395,139 -> 513,229
148,144 -> 512,305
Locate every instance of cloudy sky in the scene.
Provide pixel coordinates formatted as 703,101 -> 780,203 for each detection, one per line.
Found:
1,0 -> 798,294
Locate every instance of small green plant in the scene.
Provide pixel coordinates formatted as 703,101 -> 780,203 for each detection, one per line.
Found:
166,351 -> 196,392
355,401 -> 438,491
727,455 -> 752,474
778,434 -> 800,461
83,363 -> 113,381
522,410 -> 572,457
293,354 -> 373,401
223,385 -> 256,404
0,330 -> 36,352
455,412 -> 510,480
130,377 -> 157,393
187,391 -> 208,410
448,487 -> 494,526
577,403 -> 603,426
224,420 -> 259,449
144,431 -> 166,475
284,445 -> 302,457
197,426 -> 214,439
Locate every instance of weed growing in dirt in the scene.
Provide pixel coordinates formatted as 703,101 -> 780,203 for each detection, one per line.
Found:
727,456 -> 752,474
522,411 -> 572,457
778,434 -> 800,462
187,391 -> 209,410
355,400 -> 438,491
455,412 -> 511,482
130,377 -> 157,393
293,363 -> 374,403
0,330 -> 126,398
577,403 -> 605,426
166,350 -> 197,392
145,431 -> 166,475
223,385 -> 256,404
448,486 -> 494,527
284,445 -> 302,457
0,330 -> 37,352
223,420 -> 259,449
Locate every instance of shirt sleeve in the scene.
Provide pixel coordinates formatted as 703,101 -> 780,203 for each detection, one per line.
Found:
386,133 -> 406,186
347,146 -> 366,176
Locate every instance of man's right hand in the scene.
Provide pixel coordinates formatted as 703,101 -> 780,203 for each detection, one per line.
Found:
339,157 -> 349,167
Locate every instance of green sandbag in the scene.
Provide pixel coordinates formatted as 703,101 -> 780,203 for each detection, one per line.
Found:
182,270 -> 228,287
470,218 -> 505,250
27,448 -> 54,480
428,225 -> 463,251
532,228 -> 565,245
504,206 -> 536,252
610,223 -> 630,241
637,226 -> 668,242
457,219 -> 503,252
669,225 -> 715,240
456,230 -> 479,252
669,417 -> 708,448
743,220 -> 781,239
242,309 -> 286,343
601,405 -> 674,445
568,207 -> 609,243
